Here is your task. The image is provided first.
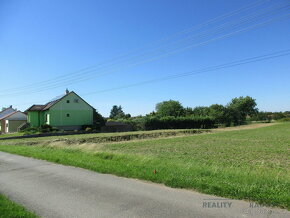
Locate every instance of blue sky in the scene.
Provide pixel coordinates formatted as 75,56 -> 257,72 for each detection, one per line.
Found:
0,0 -> 289,116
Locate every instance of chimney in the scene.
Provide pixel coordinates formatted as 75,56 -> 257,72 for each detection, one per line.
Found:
9,105 -> 12,108
65,89 -> 69,94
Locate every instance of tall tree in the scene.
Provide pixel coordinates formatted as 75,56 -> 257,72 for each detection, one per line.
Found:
109,105 -> 126,119
208,104 -> 227,124
192,106 -> 210,117
227,96 -> 258,125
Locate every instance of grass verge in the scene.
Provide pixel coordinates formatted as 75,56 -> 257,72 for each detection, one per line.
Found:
0,194 -> 37,218
0,123 -> 289,209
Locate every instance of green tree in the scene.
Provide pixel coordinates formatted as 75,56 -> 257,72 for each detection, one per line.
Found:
184,107 -> 194,116
208,104 -> 227,124
93,109 -> 106,129
227,96 -> 258,125
192,106 -> 210,117
109,105 -> 126,119
155,100 -> 184,117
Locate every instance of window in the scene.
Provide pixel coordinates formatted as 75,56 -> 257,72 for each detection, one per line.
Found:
74,99 -> 79,103
66,114 -> 70,117
67,100 -> 70,103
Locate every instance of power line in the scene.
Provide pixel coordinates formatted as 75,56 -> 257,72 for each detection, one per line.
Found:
0,0 -> 284,94
7,11 -> 290,96
13,49 -> 290,108
2,4 -> 289,97
81,49 -> 290,96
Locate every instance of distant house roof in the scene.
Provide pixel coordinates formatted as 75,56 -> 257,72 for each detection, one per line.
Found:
0,107 -> 16,119
0,111 -> 27,121
0,111 -> 17,120
26,91 -> 94,112
26,105 -> 46,111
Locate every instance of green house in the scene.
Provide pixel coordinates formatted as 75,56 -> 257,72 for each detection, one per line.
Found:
26,90 -> 94,130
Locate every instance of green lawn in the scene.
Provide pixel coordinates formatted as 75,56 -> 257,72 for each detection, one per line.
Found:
0,194 -> 37,218
0,123 -> 289,209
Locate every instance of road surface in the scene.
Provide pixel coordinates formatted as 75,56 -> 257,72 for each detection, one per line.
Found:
0,151 -> 288,218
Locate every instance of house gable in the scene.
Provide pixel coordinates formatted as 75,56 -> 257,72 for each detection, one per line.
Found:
45,92 -> 93,127
49,92 -> 93,111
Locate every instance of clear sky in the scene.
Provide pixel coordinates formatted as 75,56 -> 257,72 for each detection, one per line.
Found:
0,0 -> 289,116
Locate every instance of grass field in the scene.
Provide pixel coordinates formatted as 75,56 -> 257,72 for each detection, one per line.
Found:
0,123 -> 289,209
0,194 -> 37,218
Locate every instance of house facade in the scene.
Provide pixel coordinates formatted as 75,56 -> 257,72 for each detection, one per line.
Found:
0,111 -> 27,133
26,91 -> 94,130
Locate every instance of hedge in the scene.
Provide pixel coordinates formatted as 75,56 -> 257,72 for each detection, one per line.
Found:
118,116 -> 216,131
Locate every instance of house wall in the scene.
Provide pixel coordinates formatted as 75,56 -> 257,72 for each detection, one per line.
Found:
6,120 -> 26,133
49,92 -> 93,128
28,111 -> 43,127
0,120 -> 5,133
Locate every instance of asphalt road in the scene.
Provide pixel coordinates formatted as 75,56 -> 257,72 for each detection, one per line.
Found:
0,151 -> 288,218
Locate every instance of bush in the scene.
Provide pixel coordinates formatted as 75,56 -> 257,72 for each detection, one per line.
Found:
82,125 -> 93,130
278,117 -> 290,122
85,127 -> 92,132
117,117 -> 146,131
22,127 -> 40,134
40,124 -> 53,133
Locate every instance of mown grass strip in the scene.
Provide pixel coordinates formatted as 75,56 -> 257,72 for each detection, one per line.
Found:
0,194 -> 38,218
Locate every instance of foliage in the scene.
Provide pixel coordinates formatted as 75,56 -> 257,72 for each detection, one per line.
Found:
93,109 -> 106,130
116,117 -> 147,131
226,96 -> 258,125
144,116 -> 216,130
249,111 -> 272,122
277,117 -> 290,122
191,106 -> 211,117
109,105 -> 130,119
85,127 -> 92,132
155,100 -> 184,117
208,104 -> 228,124
115,116 -> 215,131
40,124 -> 54,133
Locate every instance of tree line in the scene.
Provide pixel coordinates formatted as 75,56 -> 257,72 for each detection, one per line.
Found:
102,96 -> 271,131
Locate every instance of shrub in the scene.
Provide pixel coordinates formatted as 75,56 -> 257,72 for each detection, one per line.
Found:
40,124 -> 53,133
278,117 -> 290,122
22,127 -> 40,134
82,125 -> 93,130
85,127 -> 92,132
